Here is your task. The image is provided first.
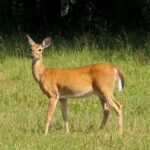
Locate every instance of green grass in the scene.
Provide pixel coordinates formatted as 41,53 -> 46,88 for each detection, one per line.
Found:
0,34 -> 150,150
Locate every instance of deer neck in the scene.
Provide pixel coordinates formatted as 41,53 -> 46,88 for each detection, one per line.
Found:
32,57 -> 45,82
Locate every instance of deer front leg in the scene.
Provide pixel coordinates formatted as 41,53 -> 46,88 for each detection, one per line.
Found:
60,99 -> 70,134
44,97 -> 58,136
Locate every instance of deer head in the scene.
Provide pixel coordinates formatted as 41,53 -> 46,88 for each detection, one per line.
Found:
26,35 -> 52,61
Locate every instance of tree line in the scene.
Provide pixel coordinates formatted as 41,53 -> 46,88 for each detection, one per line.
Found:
0,0 -> 150,34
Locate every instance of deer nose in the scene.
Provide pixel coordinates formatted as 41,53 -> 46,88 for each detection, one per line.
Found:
31,53 -> 34,58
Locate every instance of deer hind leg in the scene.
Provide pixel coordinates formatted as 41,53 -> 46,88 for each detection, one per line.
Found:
44,97 -> 58,136
99,98 -> 110,129
60,99 -> 70,134
107,95 -> 123,134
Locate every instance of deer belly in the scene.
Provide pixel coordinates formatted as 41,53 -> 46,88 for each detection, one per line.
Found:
59,89 -> 94,99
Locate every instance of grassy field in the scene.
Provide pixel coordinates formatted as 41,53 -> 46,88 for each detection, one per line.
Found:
0,34 -> 150,150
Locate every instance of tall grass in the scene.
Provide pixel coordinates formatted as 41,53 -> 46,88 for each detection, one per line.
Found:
0,33 -> 150,149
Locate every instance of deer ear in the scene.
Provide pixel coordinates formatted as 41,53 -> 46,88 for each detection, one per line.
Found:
42,37 -> 52,48
26,34 -> 35,46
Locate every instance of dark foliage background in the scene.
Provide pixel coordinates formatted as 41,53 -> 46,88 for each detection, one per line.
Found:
0,0 -> 150,35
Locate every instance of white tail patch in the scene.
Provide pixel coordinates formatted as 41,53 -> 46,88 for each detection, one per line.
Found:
117,75 -> 123,92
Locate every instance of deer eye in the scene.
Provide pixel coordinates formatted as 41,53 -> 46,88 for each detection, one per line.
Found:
38,49 -> 42,52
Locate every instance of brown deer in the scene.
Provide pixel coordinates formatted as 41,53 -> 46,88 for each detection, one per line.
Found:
27,35 -> 124,136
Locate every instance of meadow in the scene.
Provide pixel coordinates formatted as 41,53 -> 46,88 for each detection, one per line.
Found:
0,33 -> 150,150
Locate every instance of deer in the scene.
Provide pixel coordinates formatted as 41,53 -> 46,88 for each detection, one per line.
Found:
27,35 -> 124,136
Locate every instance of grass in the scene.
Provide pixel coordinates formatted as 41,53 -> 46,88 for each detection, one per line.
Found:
0,33 -> 150,150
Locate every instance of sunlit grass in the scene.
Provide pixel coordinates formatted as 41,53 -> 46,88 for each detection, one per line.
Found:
0,34 -> 150,149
